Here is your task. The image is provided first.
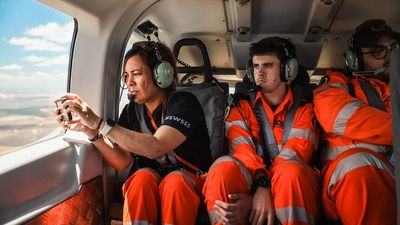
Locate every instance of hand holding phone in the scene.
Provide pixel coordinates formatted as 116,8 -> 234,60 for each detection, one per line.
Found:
55,97 -> 73,121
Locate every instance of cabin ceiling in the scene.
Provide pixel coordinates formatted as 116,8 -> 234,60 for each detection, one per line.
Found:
41,0 -> 400,77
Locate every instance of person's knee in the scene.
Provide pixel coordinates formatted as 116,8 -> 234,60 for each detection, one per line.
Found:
275,161 -> 304,177
273,161 -> 317,186
123,168 -> 159,194
162,170 -> 196,193
208,156 -> 241,179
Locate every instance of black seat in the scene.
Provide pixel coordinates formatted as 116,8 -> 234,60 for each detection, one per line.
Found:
173,38 -> 228,161
173,38 -> 229,225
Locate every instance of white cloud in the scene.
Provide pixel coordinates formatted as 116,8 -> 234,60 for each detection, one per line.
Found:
22,54 -> 69,67
23,55 -> 46,63
0,92 -> 15,100
0,71 -> 66,81
24,22 -> 74,44
9,37 -> 66,52
0,64 -> 23,70
8,21 -> 73,52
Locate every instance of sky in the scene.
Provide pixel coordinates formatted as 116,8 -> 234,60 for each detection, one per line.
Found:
0,0 -> 74,95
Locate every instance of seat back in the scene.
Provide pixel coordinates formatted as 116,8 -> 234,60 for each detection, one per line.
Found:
174,38 -> 228,160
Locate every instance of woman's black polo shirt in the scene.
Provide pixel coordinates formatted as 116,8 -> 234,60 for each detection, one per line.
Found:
118,91 -> 212,173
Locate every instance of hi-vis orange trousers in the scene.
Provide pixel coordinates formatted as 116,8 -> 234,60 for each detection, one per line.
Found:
122,168 -> 205,225
321,149 -> 396,225
203,156 -> 320,225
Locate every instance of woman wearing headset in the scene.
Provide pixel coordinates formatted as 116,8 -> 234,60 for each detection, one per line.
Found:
55,41 -> 212,225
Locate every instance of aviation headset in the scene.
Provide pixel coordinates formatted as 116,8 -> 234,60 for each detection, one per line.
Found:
246,39 -> 298,84
147,41 -> 174,88
343,35 -> 364,73
123,41 -> 174,89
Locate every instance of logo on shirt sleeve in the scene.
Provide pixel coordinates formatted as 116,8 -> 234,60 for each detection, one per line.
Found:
164,116 -> 191,129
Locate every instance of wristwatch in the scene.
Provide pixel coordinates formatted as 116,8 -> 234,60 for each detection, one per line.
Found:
251,176 -> 271,193
99,118 -> 115,136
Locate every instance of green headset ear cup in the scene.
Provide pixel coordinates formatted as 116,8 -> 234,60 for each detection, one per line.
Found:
246,59 -> 255,83
280,57 -> 298,82
154,61 -> 174,88
279,41 -> 298,83
343,48 -> 360,72
284,58 -> 298,82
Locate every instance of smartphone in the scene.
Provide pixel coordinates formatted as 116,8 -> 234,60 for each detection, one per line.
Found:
55,98 -> 73,121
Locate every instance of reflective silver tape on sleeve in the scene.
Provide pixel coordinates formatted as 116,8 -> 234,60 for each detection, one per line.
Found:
277,147 -> 300,161
288,128 -> 318,150
225,120 -> 250,135
333,100 -> 363,135
230,136 -> 255,152
314,82 -> 349,96
321,143 -> 387,161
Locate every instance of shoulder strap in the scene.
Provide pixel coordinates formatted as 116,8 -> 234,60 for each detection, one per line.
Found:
349,81 -> 386,111
135,103 -> 154,134
132,100 -> 178,167
254,100 -> 279,161
282,84 -> 303,143
253,85 -> 303,162
359,81 -> 386,111
126,101 -> 139,131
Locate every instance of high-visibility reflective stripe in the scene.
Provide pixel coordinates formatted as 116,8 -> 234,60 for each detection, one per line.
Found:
169,170 -> 196,191
321,143 -> 387,161
208,210 -> 220,224
124,221 -> 154,225
277,147 -> 300,161
225,120 -> 249,132
328,152 -> 394,194
333,100 -> 363,135
288,128 -> 318,150
276,206 -> 316,225
314,82 -> 349,95
230,136 -> 255,152
209,155 -> 253,190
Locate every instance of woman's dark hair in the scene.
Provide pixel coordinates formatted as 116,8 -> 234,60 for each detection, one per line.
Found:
249,36 -> 296,62
123,41 -> 178,96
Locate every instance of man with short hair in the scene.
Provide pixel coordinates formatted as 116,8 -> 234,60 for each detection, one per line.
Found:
313,19 -> 399,225
203,37 -> 320,225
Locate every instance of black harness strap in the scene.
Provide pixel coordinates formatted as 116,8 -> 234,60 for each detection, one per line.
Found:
359,81 -> 386,111
350,80 -> 392,156
252,85 -> 303,165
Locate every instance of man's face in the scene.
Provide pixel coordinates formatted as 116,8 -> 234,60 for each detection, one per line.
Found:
253,54 -> 285,93
361,35 -> 399,80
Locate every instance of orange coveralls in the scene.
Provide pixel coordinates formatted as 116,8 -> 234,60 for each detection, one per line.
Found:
203,88 -> 320,225
313,70 -> 395,225
122,167 -> 205,225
